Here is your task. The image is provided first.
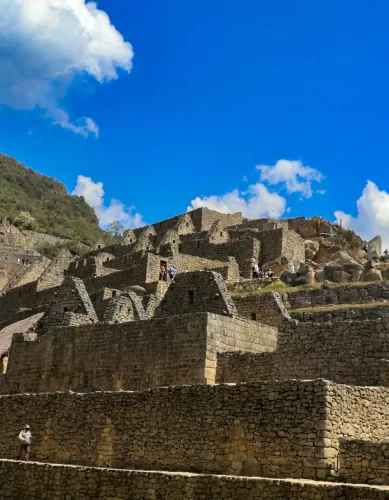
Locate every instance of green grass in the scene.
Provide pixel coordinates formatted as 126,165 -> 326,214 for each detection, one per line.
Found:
291,301 -> 389,314
0,153 -> 109,246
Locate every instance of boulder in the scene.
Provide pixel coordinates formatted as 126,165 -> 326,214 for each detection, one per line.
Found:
305,247 -> 317,260
331,270 -> 352,283
323,263 -> 342,281
304,240 -> 319,260
280,270 -> 294,285
297,264 -> 310,275
363,269 -> 383,282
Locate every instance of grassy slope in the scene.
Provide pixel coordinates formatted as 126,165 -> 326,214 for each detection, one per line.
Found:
0,153 -> 105,246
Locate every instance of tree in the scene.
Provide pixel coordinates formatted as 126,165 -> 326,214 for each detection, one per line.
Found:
107,220 -> 125,237
13,211 -> 37,230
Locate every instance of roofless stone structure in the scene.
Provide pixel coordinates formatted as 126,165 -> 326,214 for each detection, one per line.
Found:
0,207 -> 389,498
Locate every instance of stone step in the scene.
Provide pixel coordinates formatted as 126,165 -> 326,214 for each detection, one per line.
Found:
1,460 -> 388,499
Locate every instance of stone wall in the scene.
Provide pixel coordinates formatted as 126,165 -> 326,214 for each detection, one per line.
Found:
36,249 -> 74,291
339,438 -> 389,485
286,282 -> 389,309
1,461 -> 387,500
155,271 -> 238,318
0,380 -> 338,479
232,291 -> 291,327
291,304 -> 389,323
180,237 -> 260,278
1,313 -> 276,394
0,281 -> 59,324
217,317 -> 389,386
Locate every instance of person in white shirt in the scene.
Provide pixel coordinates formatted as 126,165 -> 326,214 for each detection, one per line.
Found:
289,263 -> 295,274
17,424 -> 32,461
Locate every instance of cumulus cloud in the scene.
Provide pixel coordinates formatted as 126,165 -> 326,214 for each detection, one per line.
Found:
335,181 -> 389,249
0,0 -> 133,136
187,159 -> 324,219
72,175 -> 144,228
257,159 -> 324,198
188,183 -> 287,219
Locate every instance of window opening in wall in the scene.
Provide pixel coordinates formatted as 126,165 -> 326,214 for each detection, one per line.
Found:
127,308 -> 131,315
159,261 -> 168,281
112,291 -> 117,297
188,290 -> 194,305
251,312 -> 257,321
197,241 -> 201,248
186,222 -> 189,227
173,239 -> 176,243
178,244 -> 182,252
64,307 -> 69,312
98,245 -> 101,249
220,231 -> 223,237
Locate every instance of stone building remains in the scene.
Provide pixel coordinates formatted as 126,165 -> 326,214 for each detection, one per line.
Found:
1,207 -> 389,498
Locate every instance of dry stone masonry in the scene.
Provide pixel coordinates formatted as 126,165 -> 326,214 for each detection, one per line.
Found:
1,207 -> 389,498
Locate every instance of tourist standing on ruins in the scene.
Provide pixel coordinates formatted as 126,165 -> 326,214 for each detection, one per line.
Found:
168,265 -> 175,281
289,263 -> 295,273
253,263 -> 259,279
17,424 -> 32,461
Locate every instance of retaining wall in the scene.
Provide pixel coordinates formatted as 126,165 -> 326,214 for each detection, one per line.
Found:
217,318 -> 389,386
1,313 -> 276,394
0,461 -> 388,499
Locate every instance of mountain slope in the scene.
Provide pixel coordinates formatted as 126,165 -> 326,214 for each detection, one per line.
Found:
0,153 -> 104,245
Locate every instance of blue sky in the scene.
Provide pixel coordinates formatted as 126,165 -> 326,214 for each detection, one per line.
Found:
1,0 -> 389,244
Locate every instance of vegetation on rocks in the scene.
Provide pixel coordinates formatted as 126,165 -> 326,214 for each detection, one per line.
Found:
0,153 -> 108,245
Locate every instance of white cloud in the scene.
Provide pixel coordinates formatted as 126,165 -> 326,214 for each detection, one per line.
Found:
0,0 -> 133,136
335,180 -> 389,249
188,183 -> 287,219
72,175 -> 144,228
257,159 -> 323,198
187,158 -> 324,219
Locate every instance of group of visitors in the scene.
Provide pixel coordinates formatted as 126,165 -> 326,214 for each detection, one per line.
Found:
252,263 -> 273,279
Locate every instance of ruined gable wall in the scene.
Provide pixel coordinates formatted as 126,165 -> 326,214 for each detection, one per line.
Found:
0,380 -> 334,480
36,250 -> 74,291
155,272 -> 238,318
232,291 -> 291,327
216,318 -> 389,386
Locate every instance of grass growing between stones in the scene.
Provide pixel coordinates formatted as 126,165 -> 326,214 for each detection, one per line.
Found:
290,301 -> 389,314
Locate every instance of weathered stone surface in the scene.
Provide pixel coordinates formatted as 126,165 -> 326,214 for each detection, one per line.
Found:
1,460 -> 388,499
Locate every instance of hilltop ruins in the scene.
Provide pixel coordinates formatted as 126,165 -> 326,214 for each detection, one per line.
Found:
1,207 -> 389,498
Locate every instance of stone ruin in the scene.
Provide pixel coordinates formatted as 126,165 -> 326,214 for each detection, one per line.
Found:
1,207 -> 389,498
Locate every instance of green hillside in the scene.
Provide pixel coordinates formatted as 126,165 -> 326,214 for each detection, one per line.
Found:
0,153 -> 105,246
